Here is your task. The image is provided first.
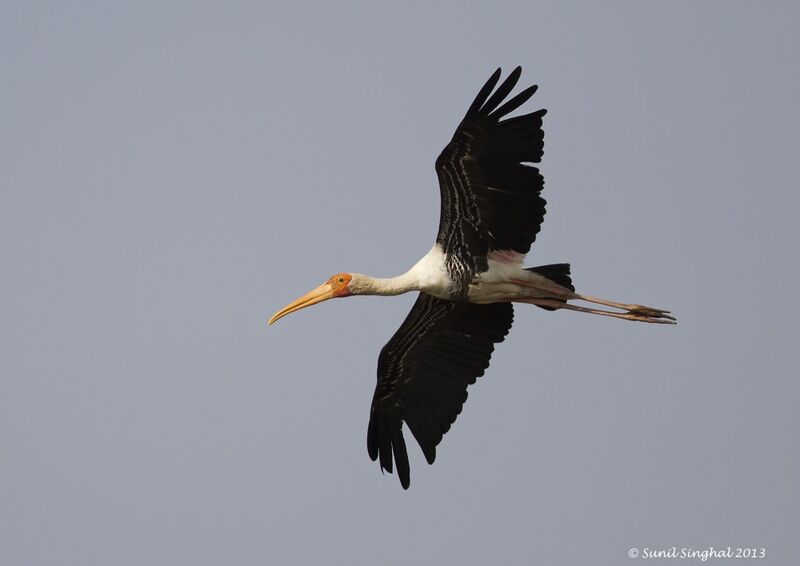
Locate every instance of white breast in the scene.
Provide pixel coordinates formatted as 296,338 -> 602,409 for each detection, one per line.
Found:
407,246 -> 560,304
407,244 -> 453,299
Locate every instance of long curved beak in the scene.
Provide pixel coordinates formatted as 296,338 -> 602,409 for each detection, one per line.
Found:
269,282 -> 336,325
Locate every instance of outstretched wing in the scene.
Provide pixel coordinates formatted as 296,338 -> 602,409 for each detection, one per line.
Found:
367,293 -> 514,489
435,67 -> 547,295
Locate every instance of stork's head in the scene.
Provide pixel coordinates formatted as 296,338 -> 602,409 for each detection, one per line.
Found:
268,273 -> 355,325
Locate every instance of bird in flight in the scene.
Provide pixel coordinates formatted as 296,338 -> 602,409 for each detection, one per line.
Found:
269,67 -> 675,489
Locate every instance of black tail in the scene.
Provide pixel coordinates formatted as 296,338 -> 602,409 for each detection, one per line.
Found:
525,263 -> 574,311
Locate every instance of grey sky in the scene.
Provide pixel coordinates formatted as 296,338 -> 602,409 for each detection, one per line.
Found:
1,1 -> 798,565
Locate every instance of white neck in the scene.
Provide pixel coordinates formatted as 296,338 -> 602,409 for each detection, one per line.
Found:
353,271 -> 419,296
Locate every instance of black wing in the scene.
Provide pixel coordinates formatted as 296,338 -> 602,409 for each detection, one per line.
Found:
367,293 -> 514,489
435,67 -> 547,297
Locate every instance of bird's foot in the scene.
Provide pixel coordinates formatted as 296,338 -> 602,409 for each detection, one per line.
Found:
573,294 -> 676,324
622,305 -> 676,323
617,306 -> 676,324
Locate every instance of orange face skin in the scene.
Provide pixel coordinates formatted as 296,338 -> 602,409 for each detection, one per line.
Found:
268,272 -> 352,325
328,273 -> 353,297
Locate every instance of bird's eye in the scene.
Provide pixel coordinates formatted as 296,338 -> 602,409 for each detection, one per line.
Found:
338,277 -> 345,283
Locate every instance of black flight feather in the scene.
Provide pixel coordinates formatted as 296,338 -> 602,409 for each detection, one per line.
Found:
367,293 -> 513,488
434,67 -> 548,299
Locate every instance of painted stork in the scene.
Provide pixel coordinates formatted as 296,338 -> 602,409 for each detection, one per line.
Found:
269,67 -> 675,489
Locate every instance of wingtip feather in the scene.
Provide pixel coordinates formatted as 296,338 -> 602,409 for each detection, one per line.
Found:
392,427 -> 411,489
481,66 -> 523,116
464,68 -> 503,119
490,84 -> 539,119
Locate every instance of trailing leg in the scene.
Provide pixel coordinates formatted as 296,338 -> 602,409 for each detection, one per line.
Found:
517,298 -> 676,324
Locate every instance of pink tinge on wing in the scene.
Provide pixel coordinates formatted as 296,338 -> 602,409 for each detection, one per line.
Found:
487,249 -> 524,264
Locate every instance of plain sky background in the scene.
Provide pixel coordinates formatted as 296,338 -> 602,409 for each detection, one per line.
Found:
2,1 -> 798,565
